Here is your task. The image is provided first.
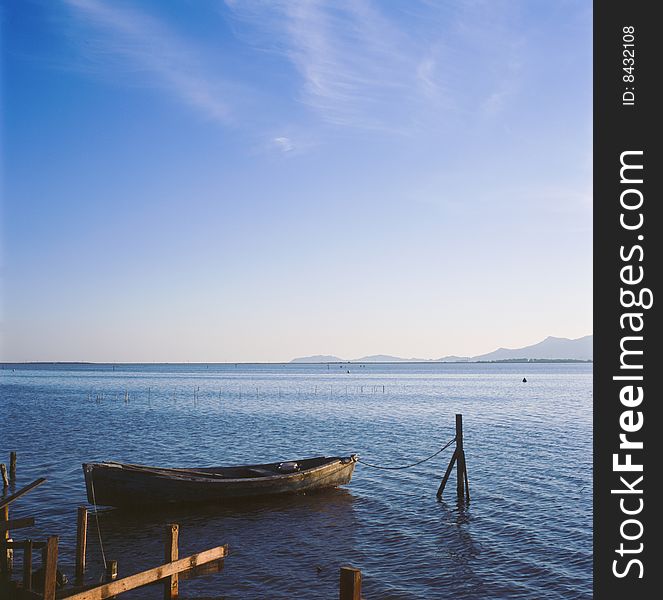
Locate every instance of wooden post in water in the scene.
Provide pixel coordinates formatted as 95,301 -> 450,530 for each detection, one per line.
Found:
9,453 -> 16,482
436,413 -> 470,502
164,524 -> 179,600
23,539 -> 33,591
455,414 -> 466,499
435,450 -> 457,500
106,560 -> 118,600
42,536 -> 59,600
1,504 -> 9,577
339,566 -> 361,600
0,464 -> 8,489
75,506 -> 88,584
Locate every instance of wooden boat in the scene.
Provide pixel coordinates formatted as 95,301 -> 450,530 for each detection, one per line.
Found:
82,455 -> 358,507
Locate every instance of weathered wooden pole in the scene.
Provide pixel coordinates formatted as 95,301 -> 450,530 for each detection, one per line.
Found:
0,464 -> 8,488
1,505 -> 7,537
42,536 -> 59,600
106,560 -> 118,581
456,414 -> 470,501
339,566 -> 362,600
9,453 -> 17,481
0,517 -> 34,533
437,414 -> 470,501
106,560 -> 118,600
164,524 -> 179,600
436,450 -> 457,499
23,539 -> 33,591
75,506 -> 88,584
464,464 -> 470,501
455,414 -> 466,500
0,478 -> 47,509
1,505 -> 8,577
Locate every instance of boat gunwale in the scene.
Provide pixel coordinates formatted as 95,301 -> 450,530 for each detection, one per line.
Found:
83,455 -> 357,485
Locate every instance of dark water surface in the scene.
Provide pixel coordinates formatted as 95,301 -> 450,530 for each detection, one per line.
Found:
1,362 -> 591,599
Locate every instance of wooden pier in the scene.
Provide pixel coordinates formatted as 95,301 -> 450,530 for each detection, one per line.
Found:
2,500 -> 228,600
1,452 -> 367,599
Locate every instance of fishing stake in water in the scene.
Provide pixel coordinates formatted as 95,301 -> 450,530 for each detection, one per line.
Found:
436,414 -> 470,502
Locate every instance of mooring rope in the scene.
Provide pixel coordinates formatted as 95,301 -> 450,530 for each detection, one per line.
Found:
357,436 -> 456,470
89,474 -> 108,572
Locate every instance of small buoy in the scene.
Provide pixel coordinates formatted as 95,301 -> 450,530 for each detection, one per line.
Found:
522,377 -> 527,383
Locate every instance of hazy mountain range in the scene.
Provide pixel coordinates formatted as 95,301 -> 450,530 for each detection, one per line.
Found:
290,335 -> 593,363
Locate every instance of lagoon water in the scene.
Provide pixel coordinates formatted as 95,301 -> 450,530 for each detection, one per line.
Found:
1,362 -> 591,599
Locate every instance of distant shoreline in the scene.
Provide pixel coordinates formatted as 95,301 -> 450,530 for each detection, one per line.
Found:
2,335 -> 593,366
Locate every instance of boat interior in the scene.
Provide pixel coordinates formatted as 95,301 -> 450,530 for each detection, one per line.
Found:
98,456 -> 342,479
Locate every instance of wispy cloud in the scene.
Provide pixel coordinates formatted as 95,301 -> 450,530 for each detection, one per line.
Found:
225,0 -> 526,133
60,0 -> 527,136
63,0 -> 231,123
225,0 -> 422,132
281,1 -> 417,131
262,130 -> 318,157
272,136 -> 294,153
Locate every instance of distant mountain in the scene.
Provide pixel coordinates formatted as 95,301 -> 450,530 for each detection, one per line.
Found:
290,335 -> 593,363
471,335 -> 593,362
290,354 -> 424,363
437,355 -> 471,362
355,355 -> 431,363
290,355 -> 344,363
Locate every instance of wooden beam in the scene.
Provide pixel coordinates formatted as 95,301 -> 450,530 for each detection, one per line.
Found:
1,505 -> 8,537
75,507 -> 88,584
463,458 -> 470,501
106,561 -> 118,600
177,558 -> 224,580
61,545 -> 228,600
0,479 -> 47,510
23,539 -> 33,591
339,566 -> 361,600
1,505 -> 8,576
164,524 -> 178,600
455,414 -> 465,500
9,453 -> 17,481
0,517 -> 36,533
5,541 -> 47,550
436,450 -> 457,499
42,536 -> 59,600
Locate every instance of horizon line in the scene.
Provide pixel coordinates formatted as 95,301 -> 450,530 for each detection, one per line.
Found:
1,358 -> 594,366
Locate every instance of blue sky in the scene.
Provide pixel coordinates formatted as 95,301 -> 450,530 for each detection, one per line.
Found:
1,0 -> 592,362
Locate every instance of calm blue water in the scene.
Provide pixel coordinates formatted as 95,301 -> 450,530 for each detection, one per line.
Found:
1,362 -> 592,599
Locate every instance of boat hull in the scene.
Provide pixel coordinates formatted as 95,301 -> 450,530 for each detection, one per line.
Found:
83,456 -> 357,507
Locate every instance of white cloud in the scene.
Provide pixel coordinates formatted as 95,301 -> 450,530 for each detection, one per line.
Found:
224,0 -> 429,132
63,0 -> 231,123
61,1 -> 528,134
273,136 -> 294,153
224,0 -> 526,133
